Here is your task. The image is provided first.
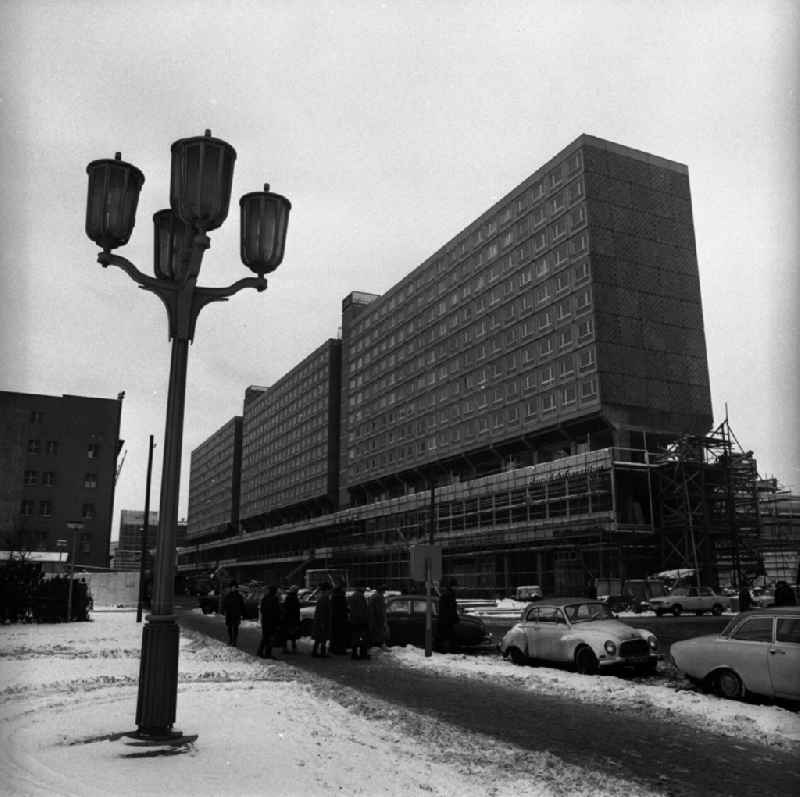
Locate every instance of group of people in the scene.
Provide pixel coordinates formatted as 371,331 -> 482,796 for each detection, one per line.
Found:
310,582 -> 389,659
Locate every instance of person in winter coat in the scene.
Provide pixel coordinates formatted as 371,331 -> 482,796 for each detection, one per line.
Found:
773,580 -> 797,606
311,582 -> 332,657
329,581 -> 350,655
222,582 -> 246,646
438,579 -> 460,653
367,585 -> 389,648
281,585 -> 301,653
258,585 -> 282,658
348,586 -> 370,660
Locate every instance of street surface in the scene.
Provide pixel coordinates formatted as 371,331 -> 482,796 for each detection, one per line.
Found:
177,607 -> 800,797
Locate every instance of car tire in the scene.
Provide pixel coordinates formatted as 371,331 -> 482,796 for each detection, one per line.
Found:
575,646 -> 598,675
507,647 -> 528,666
715,669 -> 744,700
711,604 -> 723,616
672,605 -> 682,617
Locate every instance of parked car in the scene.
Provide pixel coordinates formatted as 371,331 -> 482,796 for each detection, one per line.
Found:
670,607 -> 800,701
500,597 -> 659,674
384,595 -> 494,651
648,586 -> 729,616
514,585 -> 543,601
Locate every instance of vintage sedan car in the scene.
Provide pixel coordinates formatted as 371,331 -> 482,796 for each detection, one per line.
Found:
671,607 -> 800,701
385,595 -> 494,651
648,586 -> 729,616
500,597 -> 659,674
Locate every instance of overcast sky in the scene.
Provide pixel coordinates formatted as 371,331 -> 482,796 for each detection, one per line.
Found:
2,1 -> 798,539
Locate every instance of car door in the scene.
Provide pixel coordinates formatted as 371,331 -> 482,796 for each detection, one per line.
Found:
725,615 -> 773,696
685,587 -> 699,611
769,615 -> 800,699
534,606 -> 565,662
519,605 -> 542,658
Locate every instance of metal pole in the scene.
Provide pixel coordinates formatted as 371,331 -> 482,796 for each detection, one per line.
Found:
66,525 -> 79,622
137,435 -> 155,623
425,478 -> 435,658
135,337 -> 189,735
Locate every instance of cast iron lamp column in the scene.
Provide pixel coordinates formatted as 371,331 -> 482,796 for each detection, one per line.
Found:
85,130 -> 290,737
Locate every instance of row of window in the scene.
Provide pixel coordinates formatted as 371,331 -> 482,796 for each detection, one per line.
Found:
20,501 -> 96,518
348,377 -> 597,475
26,440 -> 101,458
23,471 -> 98,488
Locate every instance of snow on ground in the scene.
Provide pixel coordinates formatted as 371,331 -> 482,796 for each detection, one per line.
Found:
385,647 -> 800,752
0,610 -> 670,797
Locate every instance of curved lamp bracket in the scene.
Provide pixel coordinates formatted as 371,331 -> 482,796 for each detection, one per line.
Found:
97,252 -> 267,341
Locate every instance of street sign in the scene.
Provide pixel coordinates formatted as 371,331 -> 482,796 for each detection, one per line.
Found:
410,544 -> 442,581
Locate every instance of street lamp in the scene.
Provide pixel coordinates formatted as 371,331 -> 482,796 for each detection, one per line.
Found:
85,130 -> 290,739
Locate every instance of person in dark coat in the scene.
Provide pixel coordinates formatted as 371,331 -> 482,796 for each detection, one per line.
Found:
281,585 -> 301,653
258,585 -> 282,658
222,582 -> 246,646
367,585 -> 389,648
329,580 -> 350,655
773,581 -> 797,606
738,581 -> 752,612
438,579 -> 459,653
312,582 -> 332,657
348,586 -> 370,660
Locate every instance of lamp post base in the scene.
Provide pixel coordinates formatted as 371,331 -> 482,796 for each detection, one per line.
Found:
135,614 -> 180,734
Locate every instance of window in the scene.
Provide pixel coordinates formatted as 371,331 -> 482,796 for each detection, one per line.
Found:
580,378 -> 598,398
84,473 -> 98,489
30,410 -> 43,423
557,301 -> 571,320
541,393 -> 556,412
732,617 -> 773,643
81,503 -> 96,520
39,500 -> 52,517
24,470 -> 39,485
537,311 -> 552,330
541,365 -> 554,386
776,618 -> 800,644
578,319 -> 594,339
28,439 -> 41,454
21,500 -> 34,516
576,288 -> 591,310
87,443 -> 100,459
579,348 -> 596,370
539,338 -> 553,357
559,356 -> 574,377
46,440 -> 59,455
559,328 -> 573,348
42,472 -> 56,486
562,384 -> 577,405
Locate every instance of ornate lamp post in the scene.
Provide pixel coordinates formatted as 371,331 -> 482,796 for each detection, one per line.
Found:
85,130 -> 290,738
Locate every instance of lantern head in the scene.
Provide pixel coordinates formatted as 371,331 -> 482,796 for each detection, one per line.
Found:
153,209 -> 193,281
170,129 -> 236,232
239,183 -> 291,276
85,153 -> 145,250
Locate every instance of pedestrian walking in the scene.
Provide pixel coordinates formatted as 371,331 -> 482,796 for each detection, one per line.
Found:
311,582 -> 332,657
738,581 -> 752,612
258,585 -> 282,658
438,579 -> 459,653
281,585 -> 301,653
367,585 -> 389,648
222,582 -> 246,646
330,580 -> 349,655
348,585 -> 370,660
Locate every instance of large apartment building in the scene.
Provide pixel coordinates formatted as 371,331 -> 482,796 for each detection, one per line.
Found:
178,135 -> 721,593
0,390 -> 124,569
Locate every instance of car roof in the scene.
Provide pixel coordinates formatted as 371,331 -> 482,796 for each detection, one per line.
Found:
534,597 -> 603,606
738,606 -> 800,615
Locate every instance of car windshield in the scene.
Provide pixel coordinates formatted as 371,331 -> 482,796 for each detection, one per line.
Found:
563,602 -> 614,623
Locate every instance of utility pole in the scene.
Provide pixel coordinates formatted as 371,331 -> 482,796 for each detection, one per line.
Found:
137,435 -> 156,623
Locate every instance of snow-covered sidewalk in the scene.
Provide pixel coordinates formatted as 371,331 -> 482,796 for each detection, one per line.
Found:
0,610 -> 797,796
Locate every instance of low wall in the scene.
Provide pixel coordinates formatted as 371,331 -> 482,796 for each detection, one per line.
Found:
82,571 -> 140,607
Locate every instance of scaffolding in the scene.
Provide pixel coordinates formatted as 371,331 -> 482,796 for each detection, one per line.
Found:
652,416 -> 762,587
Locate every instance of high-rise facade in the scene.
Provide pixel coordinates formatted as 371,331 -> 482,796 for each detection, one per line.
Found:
179,135 -> 717,592
115,509 -> 158,571
186,416 -> 243,542
339,135 -> 711,505
239,339 -> 342,527
0,391 -> 124,569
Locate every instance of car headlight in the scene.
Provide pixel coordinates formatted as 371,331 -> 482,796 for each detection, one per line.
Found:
604,640 -> 617,655
647,635 -> 658,650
